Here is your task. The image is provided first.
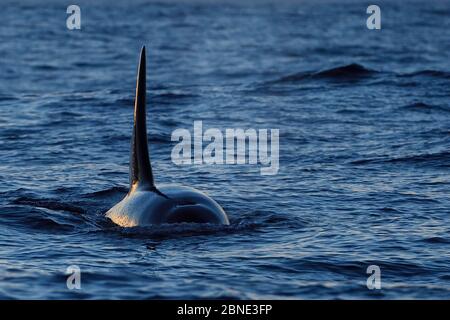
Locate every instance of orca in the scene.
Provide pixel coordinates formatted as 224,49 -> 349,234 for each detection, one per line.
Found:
106,46 -> 230,227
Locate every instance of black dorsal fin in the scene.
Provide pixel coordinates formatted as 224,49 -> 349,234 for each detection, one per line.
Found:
129,46 -> 154,191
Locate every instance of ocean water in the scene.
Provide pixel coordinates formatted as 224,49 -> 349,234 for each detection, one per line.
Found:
0,0 -> 449,299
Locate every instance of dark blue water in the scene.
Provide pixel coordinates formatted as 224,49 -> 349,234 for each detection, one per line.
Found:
1,0 -> 450,299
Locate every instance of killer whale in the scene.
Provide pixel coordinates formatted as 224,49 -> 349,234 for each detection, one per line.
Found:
106,46 -> 229,227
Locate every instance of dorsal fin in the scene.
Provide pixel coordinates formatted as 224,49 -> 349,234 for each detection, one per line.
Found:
129,46 -> 154,191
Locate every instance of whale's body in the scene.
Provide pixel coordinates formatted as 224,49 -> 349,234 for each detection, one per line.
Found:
107,184 -> 229,227
106,47 -> 229,227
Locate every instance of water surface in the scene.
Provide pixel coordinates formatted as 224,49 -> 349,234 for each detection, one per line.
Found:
0,0 -> 449,299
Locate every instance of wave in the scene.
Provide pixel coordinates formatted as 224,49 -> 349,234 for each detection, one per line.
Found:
314,63 -> 375,79
1,206 -> 78,232
351,151 -> 450,167
400,102 -> 450,113
114,97 -> 134,106
153,92 -> 198,100
151,92 -> 199,105
13,196 -> 86,214
82,186 -> 128,198
0,94 -> 18,102
422,236 -> 450,244
258,257 -> 430,278
399,70 -> 450,79
270,66 -> 450,86
72,61 -> 111,68
94,219 -> 260,241
271,63 -> 377,84
32,64 -> 58,71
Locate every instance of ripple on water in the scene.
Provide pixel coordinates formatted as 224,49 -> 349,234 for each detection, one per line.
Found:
0,0 -> 450,299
